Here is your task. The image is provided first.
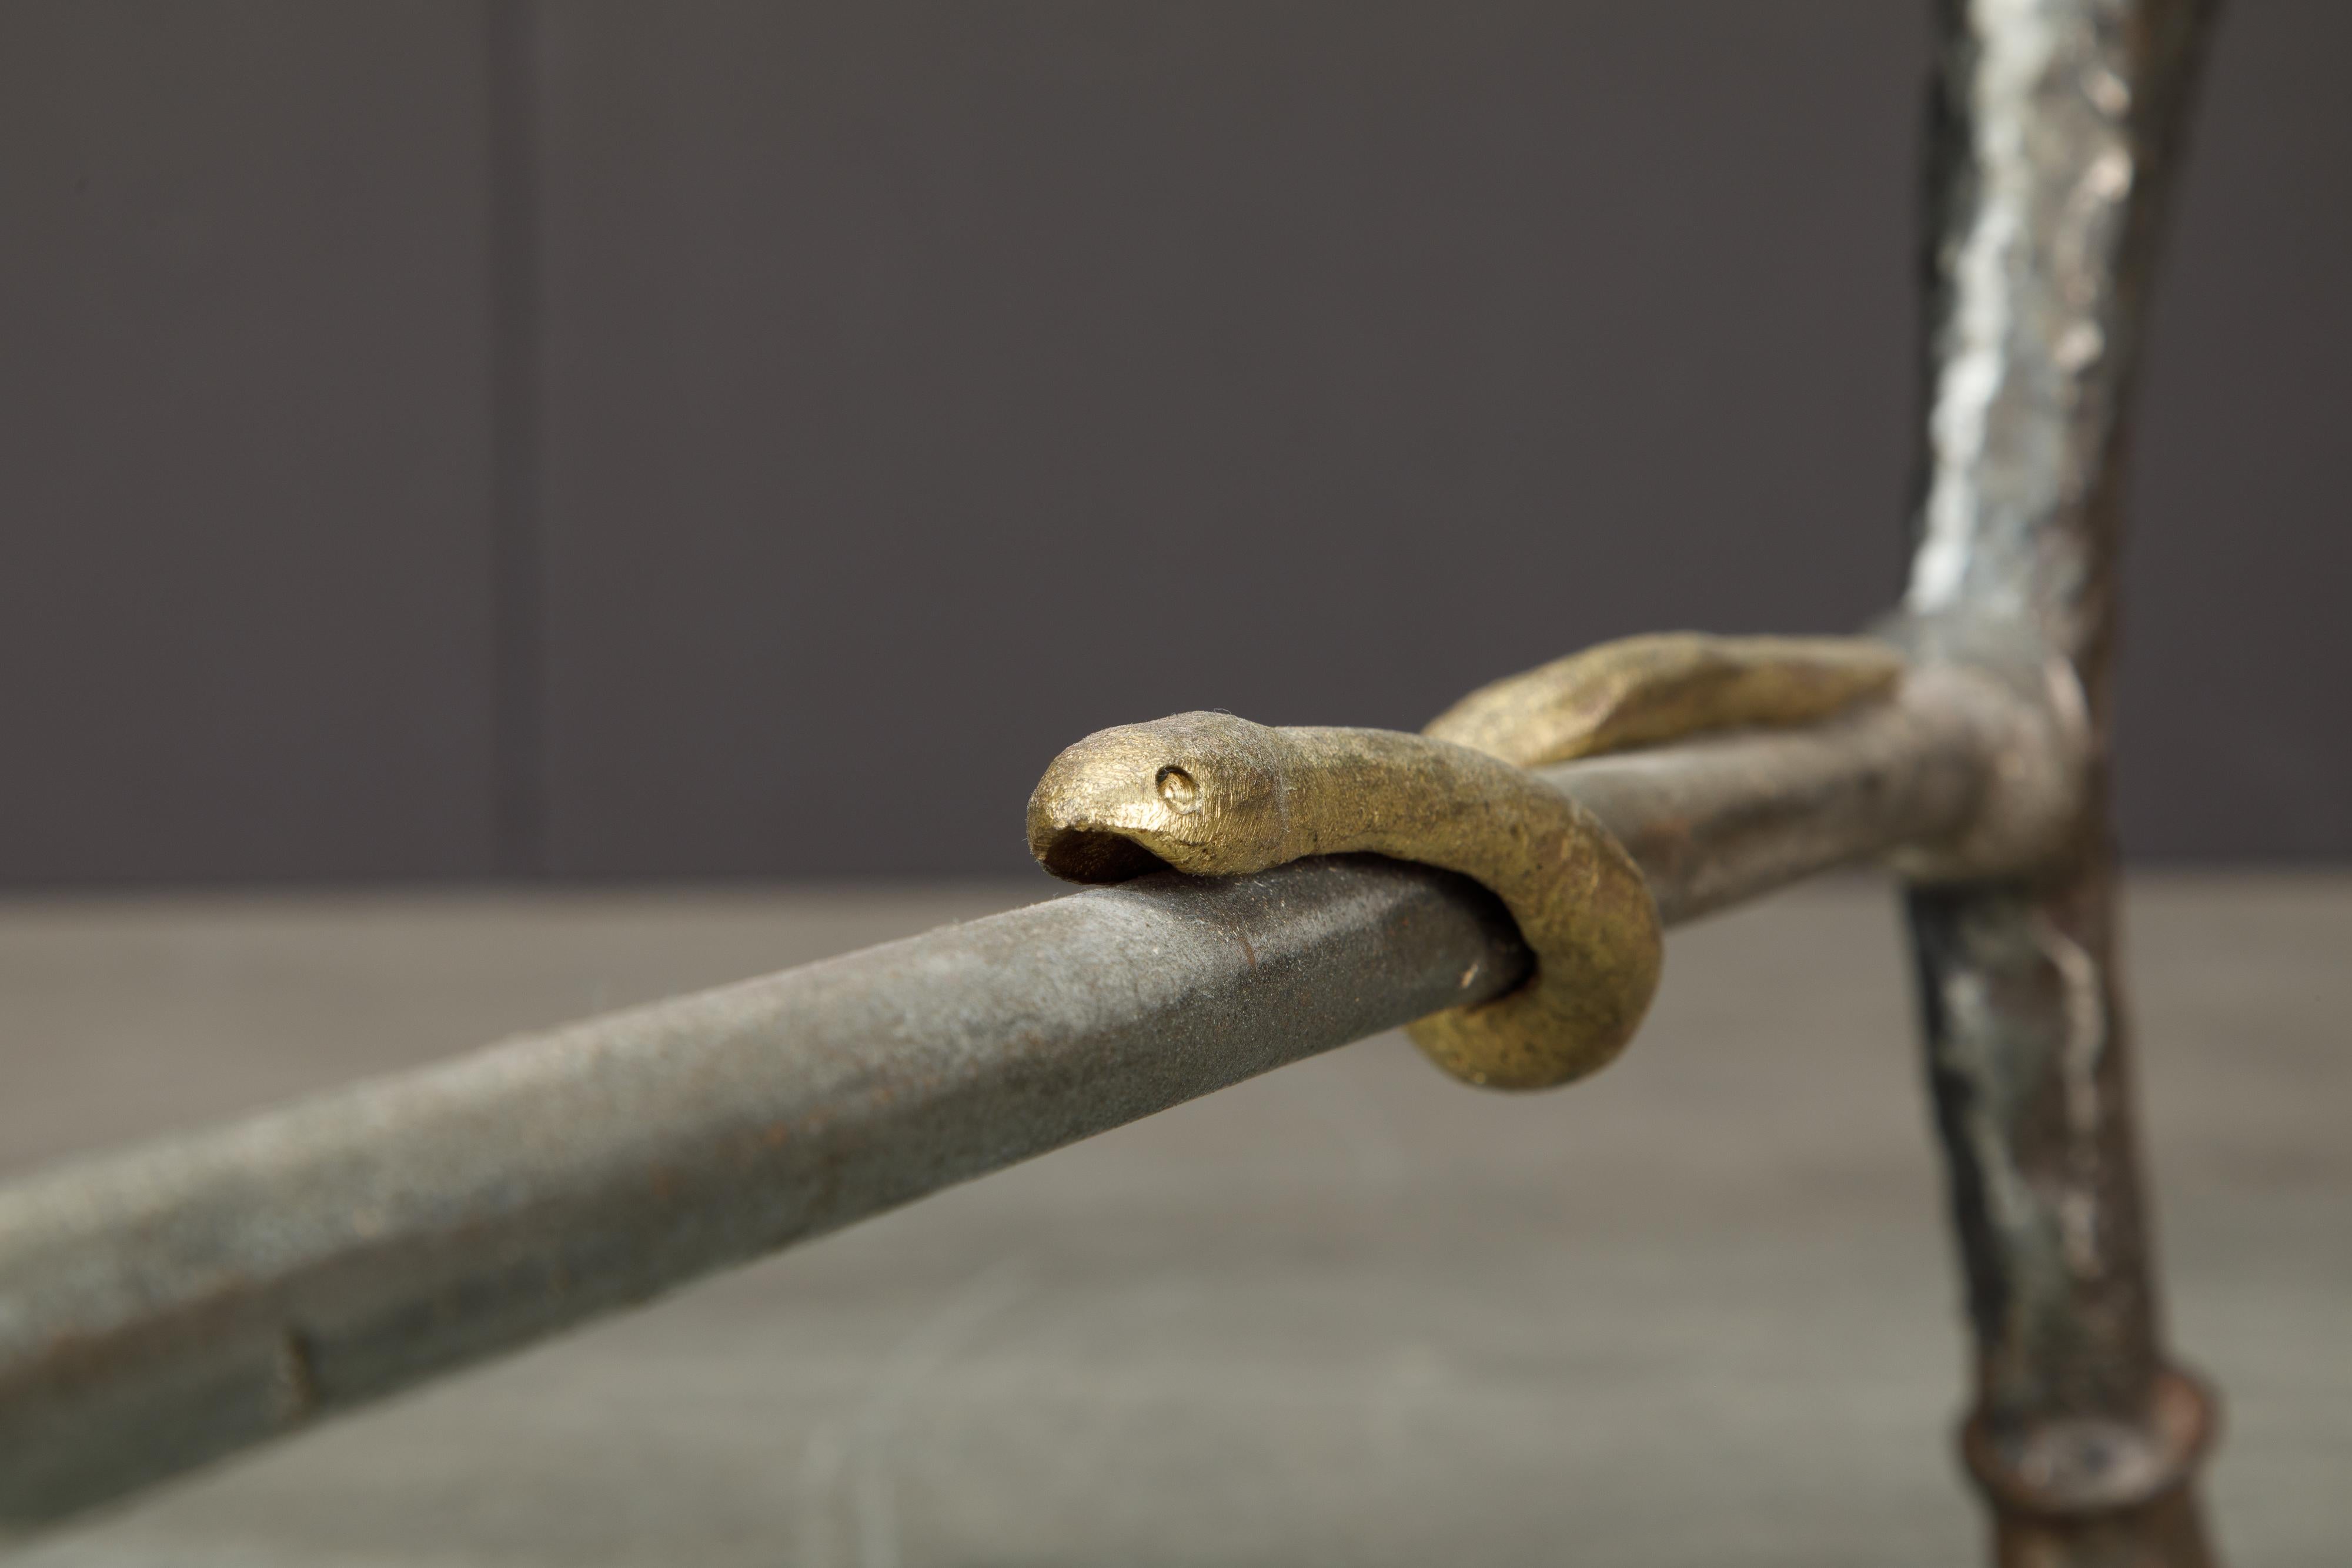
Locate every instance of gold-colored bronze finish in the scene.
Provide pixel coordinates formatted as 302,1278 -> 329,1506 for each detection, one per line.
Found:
1425,632 -> 1905,768
1028,713 -> 1662,1088
1027,633 -> 1906,1090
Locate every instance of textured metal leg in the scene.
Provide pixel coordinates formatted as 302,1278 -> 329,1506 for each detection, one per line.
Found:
1903,1 -> 2221,1560
1909,861 -> 2218,1563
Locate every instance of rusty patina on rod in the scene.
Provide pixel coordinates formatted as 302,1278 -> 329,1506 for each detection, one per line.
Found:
1903,0 -> 2221,1562
0,660 -> 2047,1533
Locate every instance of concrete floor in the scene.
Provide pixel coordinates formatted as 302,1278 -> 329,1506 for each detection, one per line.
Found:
2,877 -> 2346,1566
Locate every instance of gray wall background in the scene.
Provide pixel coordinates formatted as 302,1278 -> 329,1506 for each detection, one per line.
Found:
2,1 -> 2344,884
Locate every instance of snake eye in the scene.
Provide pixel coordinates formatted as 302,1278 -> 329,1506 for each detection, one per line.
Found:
1156,765 -> 1200,814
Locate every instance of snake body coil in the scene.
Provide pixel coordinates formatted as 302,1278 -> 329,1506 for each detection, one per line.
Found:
1027,633 -> 1903,1090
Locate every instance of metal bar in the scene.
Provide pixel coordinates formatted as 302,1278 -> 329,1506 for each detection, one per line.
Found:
0,665 -> 2034,1533
1902,1 -> 2220,1562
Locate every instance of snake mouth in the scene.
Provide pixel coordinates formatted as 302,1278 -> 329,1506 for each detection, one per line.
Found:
1027,711 -> 1285,885
1030,825 -> 1171,884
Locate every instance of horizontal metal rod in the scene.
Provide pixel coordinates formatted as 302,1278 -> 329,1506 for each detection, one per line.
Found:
0,665 -> 2026,1531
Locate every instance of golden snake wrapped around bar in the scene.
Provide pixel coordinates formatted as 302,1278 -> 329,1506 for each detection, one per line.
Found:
1027,633 -> 1903,1089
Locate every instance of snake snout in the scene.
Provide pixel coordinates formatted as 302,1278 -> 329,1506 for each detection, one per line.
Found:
1027,713 -> 1291,884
